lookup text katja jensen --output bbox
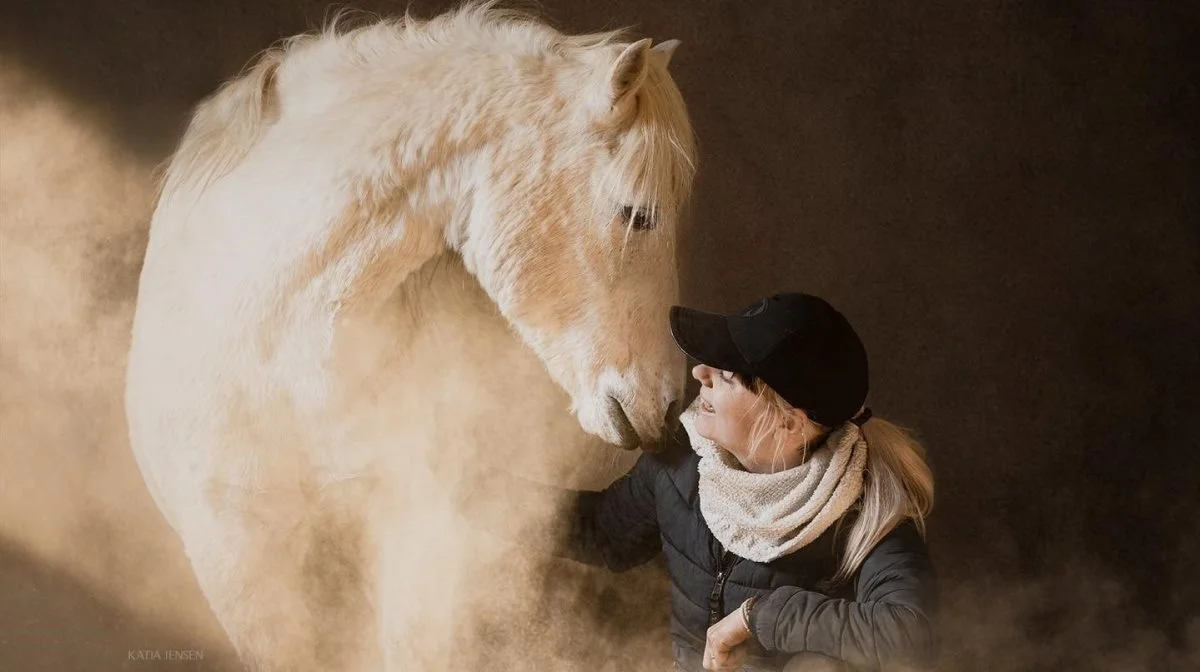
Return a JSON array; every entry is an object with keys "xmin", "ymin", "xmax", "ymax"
[{"xmin": 127, "ymin": 650, "xmax": 204, "ymax": 662}]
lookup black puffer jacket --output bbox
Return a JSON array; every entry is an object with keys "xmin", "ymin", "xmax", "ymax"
[{"xmin": 563, "ymin": 439, "xmax": 939, "ymax": 672}]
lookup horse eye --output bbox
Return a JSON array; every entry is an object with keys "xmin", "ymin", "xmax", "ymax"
[{"xmin": 621, "ymin": 205, "xmax": 656, "ymax": 231}]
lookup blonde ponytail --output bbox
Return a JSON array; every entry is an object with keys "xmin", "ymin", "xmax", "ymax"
[
  {"xmin": 735, "ymin": 378, "xmax": 934, "ymax": 581},
  {"xmin": 835, "ymin": 417, "xmax": 934, "ymax": 582}
]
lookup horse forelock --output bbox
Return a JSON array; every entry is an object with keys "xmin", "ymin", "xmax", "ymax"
[{"xmin": 593, "ymin": 62, "xmax": 697, "ymax": 237}]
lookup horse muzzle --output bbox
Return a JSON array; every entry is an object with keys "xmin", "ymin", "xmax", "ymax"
[{"xmin": 604, "ymin": 396, "xmax": 681, "ymax": 452}]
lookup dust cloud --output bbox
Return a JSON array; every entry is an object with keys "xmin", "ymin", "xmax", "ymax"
[
  {"xmin": 939, "ymin": 562, "xmax": 1200, "ymax": 671},
  {"xmin": 0, "ymin": 56, "xmax": 239, "ymax": 669},
  {"xmin": 308, "ymin": 249, "xmax": 676, "ymax": 670}
]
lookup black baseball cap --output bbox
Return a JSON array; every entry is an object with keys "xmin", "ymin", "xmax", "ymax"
[{"xmin": 668, "ymin": 292, "xmax": 869, "ymax": 427}]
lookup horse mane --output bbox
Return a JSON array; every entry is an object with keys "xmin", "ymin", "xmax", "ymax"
[
  {"xmin": 156, "ymin": 0, "xmax": 695, "ymax": 222},
  {"xmin": 154, "ymin": 44, "xmax": 284, "ymax": 202}
]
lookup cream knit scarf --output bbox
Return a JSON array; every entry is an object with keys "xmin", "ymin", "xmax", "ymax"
[{"xmin": 679, "ymin": 398, "xmax": 868, "ymax": 563}]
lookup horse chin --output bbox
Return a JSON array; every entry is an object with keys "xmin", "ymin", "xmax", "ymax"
[
  {"xmin": 571, "ymin": 390, "xmax": 680, "ymax": 453},
  {"xmin": 572, "ymin": 393, "xmax": 640, "ymax": 450},
  {"xmin": 605, "ymin": 395, "xmax": 642, "ymax": 449}
]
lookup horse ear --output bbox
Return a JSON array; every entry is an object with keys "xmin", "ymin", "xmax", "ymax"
[
  {"xmin": 606, "ymin": 38, "xmax": 652, "ymax": 110},
  {"xmin": 651, "ymin": 39, "xmax": 681, "ymax": 67}
]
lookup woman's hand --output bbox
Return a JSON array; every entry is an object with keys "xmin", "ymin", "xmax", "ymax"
[{"xmin": 703, "ymin": 600, "xmax": 755, "ymax": 671}]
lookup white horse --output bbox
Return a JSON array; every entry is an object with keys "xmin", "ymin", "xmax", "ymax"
[{"xmin": 125, "ymin": 3, "xmax": 695, "ymax": 670}]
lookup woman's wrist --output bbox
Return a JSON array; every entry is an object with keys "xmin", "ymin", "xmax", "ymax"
[{"xmin": 740, "ymin": 596, "xmax": 759, "ymax": 637}]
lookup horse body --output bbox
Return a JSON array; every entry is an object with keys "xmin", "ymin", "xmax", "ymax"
[{"xmin": 125, "ymin": 5, "xmax": 695, "ymax": 669}]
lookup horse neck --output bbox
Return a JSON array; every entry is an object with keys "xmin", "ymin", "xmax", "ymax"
[
  {"xmin": 330, "ymin": 253, "xmax": 638, "ymax": 490},
  {"xmin": 313, "ymin": 54, "xmax": 541, "ymax": 316}
]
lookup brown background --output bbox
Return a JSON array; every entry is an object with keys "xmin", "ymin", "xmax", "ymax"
[{"xmin": 1, "ymin": 0, "xmax": 1197, "ymax": 670}]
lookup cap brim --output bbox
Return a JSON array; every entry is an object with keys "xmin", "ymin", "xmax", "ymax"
[{"xmin": 669, "ymin": 306, "xmax": 752, "ymax": 373}]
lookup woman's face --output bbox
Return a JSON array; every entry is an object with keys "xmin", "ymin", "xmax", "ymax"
[
  {"xmin": 691, "ymin": 364, "xmax": 763, "ymax": 460},
  {"xmin": 691, "ymin": 363, "xmax": 815, "ymax": 473}
]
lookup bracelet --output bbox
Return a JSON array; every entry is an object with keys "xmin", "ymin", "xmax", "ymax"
[{"xmin": 740, "ymin": 596, "xmax": 759, "ymax": 635}]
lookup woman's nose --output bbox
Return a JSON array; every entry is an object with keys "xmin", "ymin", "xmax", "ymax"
[{"xmin": 691, "ymin": 364, "xmax": 712, "ymax": 386}]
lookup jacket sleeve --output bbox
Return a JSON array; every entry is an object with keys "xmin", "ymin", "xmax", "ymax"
[
  {"xmin": 559, "ymin": 452, "xmax": 663, "ymax": 572},
  {"xmin": 747, "ymin": 521, "xmax": 939, "ymax": 671}
]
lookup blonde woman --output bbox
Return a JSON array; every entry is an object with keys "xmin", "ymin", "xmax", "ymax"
[{"xmin": 559, "ymin": 292, "xmax": 938, "ymax": 671}]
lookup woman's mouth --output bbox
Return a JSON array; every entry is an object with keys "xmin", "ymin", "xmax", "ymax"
[{"xmin": 699, "ymin": 398, "xmax": 715, "ymax": 414}]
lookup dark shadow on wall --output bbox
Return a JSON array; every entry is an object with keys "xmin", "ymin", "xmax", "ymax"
[
  {"xmin": 0, "ymin": 538, "xmax": 240, "ymax": 672},
  {"xmin": 2, "ymin": 0, "xmax": 1199, "ymax": 669},
  {"xmin": 0, "ymin": 0, "xmax": 686, "ymax": 158}
]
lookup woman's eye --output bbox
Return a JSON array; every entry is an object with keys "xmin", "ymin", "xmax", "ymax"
[{"xmin": 621, "ymin": 205, "xmax": 656, "ymax": 231}]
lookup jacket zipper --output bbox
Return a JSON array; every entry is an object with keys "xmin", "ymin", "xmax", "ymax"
[{"xmin": 708, "ymin": 547, "xmax": 735, "ymax": 626}]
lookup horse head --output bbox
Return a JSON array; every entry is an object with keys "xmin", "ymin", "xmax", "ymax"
[{"xmin": 452, "ymin": 34, "xmax": 697, "ymax": 449}]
